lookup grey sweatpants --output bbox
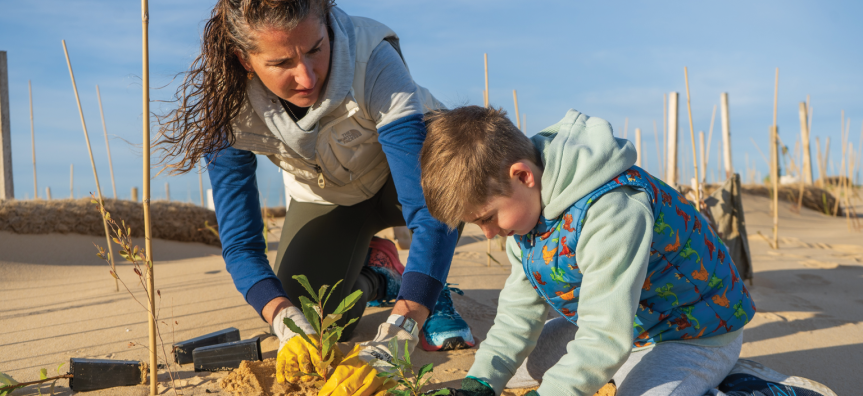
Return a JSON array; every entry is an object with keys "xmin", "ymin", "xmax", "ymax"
[{"xmin": 506, "ymin": 317, "xmax": 742, "ymax": 396}]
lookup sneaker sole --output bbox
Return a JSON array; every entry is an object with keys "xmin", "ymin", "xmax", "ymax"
[
  {"xmin": 727, "ymin": 359, "xmax": 837, "ymax": 396},
  {"xmin": 420, "ymin": 335, "xmax": 475, "ymax": 352}
]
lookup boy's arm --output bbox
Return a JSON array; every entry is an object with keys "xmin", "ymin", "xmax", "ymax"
[
  {"xmin": 537, "ymin": 187, "xmax": 653, "ymax": 396},
  {"xmin": 466, "ymin": 237, "xmax": 549, "ymax": 393}
]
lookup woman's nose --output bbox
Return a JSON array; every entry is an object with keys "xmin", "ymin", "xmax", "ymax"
[{"xmin": 294, "ymin": 58, "xmax": 316, "ymax": 89}]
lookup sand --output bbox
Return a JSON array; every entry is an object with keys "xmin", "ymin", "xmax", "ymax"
[{"xmin": 1, "ymin": 190, "xmax": 860, "ymax": 395}]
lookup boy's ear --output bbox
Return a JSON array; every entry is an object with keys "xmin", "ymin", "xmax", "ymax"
[{"xmin": 510, "ymin": 161, "xmax": 537, "ymax": 188}]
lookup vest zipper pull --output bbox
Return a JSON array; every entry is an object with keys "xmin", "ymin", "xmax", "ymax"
[{"xmin": 315, "ymin": 166, "xmax": 326, "ymax": 188}]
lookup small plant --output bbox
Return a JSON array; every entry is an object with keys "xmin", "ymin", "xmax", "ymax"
[
  {"xmin": 375, "ymin": 339, "xmax": 449, "ymax": 396},
  {"xmin": 0, "ymin": 363, "xmax": 70, "ymax": 396},
  {"xmin": 282, "ymin": 275, "xmax": 363, "ymax": 383}
]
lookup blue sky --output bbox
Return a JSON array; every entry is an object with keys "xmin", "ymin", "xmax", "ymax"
[{"xmin": 1, "ymin": 0, "xmax": 861, "ymax": 203}]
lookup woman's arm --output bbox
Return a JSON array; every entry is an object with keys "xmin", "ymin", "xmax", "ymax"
[
  {"xmin": 366, "ymin": 41, "xmax": 459, "ymax": 312},
  {"xmin": 206, "ymin": 146, "xmax": 289, "ymax": 319}
]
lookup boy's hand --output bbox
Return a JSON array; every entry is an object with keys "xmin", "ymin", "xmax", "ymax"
[{"xmin": 434, "ymin": 377, "xmax": 494, "ymax": 396}]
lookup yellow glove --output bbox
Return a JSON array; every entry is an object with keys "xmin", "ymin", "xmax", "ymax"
[
  {"xmin": 276, "ymin": 334, "xmax": 344, "ymax": 383},
  {"xmin": 318, "ymin": 345, "xmax": 396, "ymax": 396}
]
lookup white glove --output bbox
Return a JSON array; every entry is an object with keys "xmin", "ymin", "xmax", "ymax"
[
  {"xmin": 273, "ymin": 306, "xmax": 317, "ymax": 351},
  {"xmin": 358, "ymin": 320, "xmax": 419, "ymax": 372}
]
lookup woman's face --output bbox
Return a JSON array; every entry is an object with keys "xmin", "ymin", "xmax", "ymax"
[{"xmin": 237, "ymin": 16, "xmax": 330, "ymax": 108}]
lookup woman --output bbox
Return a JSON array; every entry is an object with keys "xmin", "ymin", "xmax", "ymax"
[{"xmin": 158, "ymin": 0, "xmax": 473, "ymax": 372}]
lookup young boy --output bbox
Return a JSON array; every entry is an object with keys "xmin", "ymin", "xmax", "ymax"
[{"xmin": 419, "ymin": 106, "xmax": 836, "ymax": 396}]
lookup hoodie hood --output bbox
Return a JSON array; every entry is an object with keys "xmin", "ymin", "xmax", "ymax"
[
  {"xmin": 245, "ymin": 6, "xmax": 356, "ymax": 160},
  {"xmin": 532, "ymin": 109, "xmax": 637, "ymax": 219}
]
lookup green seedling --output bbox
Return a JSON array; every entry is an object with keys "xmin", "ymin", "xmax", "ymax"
[
  {"xmin": 375, "ymin": 339, "xmax": 449, "ymax": 396},
  {"xmin": 283, "ymin": 275, "xmax": 363, "ymax": 383},
  {"xmin": 0, "ymin": 363, "xmax": 70, "ymax": 395}
]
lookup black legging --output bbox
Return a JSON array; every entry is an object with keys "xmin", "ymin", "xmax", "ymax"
[{"xmin": 273, "ymin": 177, "xmax": 405, "ymax": 339}]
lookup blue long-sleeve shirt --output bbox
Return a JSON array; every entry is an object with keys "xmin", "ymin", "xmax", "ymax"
[{"xmin": 206, "ymin": 114, "xmax": 458, "ymax": 317}]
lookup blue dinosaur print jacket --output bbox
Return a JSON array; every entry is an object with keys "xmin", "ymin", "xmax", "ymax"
[{"xmin": 517, "ymin": 166, "xmax": 755, "ymax": 347}]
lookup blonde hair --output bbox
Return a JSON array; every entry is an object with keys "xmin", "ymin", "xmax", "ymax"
[{"xmin": 420, "ymin": 105, "xmax": 538, "ymax": 228}]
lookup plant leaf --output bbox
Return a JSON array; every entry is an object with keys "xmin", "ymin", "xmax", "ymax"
[
  {"xmin": 321, "ymin": 313, "xmax": 342, "ymax": 332},
  {"xmin": 323, "ymin": 279, "xmax": 343, "ymax": 308},
  {"xmin": 417, "ymin": 363, "xmax": 433, "ymax": 381},
  {"xmin": 292, "ymin": 275, "xmax": 319, "ymax": 302},
  {"xmin": 333, "ymin": 289, "xmax": 363, "ymax": 315},
  {"xmin": 317, "ymin": 284, "xmax": 329, "ymax": 303},
  {"xmin": 388, "ymin": 337, "xmax": 399, "ymax": 358},
  {"xmin": 321, "ymin": 329, "xmax": 340, "ymax": 359},
  {"xmin": 0, "ymin": 372, "xmax": 18, "ymax": 386},
  {"xmin": 39, "ymin": 368, "xmax": 48, "ymax": 380},
  {"xmin": 403, "ymin": 340, "xmax": 412, "ymax": 366},
  {"xmin": 391, "ymin": 390, "xmax": 410, "ymax": 396},
  {"xmin": 343, "ymin": 317, "xmax": 359, "ymax": 329},
  {"xmin": 56, "ymin": 362, "xmax": 65, "ymax": 374},
  {"xmin": 298, "ymin": 296, "xmax": 321, "ymax": 333},
  {"xmin": 283, "ymin": 317, "xmax": 314, "ymax": 346}
]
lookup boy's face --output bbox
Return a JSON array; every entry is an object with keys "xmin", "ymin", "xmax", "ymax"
[{"xmin": 464, "ymin": 161, "xmax": 543, "ymax": 239}]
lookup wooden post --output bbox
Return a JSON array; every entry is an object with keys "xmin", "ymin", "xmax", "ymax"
[
  {"xmin": 815, "ymin": 137, "xmax": 824, "ymax": 187},
  {"xmin": 771, "ymin": 68, "xmax": 780, "ymax": 249},
  {"xmin": 483, "ymin": 53, "xmax": 489, "ymax": 108},
  {"xmin": 652, "ymin": 120, "xmax": 662, "ymax": 176},
  {"xmin": 62, "ymin": 40, "xmax": 118, "ymax": 290},
  {"xmin": 824, "ymin": 137, "xmax": 831, "ymax": 186},
  {"xmin": 623, "ymin": 117, "xmax": 629, "ymax": 140},
  {"xmin": 635, "ymin": 128, "xmax": 642, "ymax": 167},
  {"xmin": 165, "ymin": 182, "xmax": 170, "ymax": 201},
  {"xmin": 483, "ymin": 53, "xmax": 490, "ymax": 266},
  {"xmin": 198, "ymin": 162, "xmax": 205, "ymax": 206},
  {"xmin": 799, "ymin": 102, "xmax": 813, "ymax": 185},
  {"xmin": 142, "ymin": 0, "xmax": 158, "ymax": 392},
  {"xmin": 45, "ymin": 186, "xmax": 51, "ymax": 200},
  {"xmin": 96, "ymin": 85, "xmax": 118, "ymax": 199},
  {"xmin": 700, "ymin": 131, "xmax": 706, "ymax": 184},
  {"xmin": 683, "ymin": 67, "xmax": 701, "ymax": 203},
  {"xmin": 512, "ymin": 90, "xmax": 521, "ymax": 131},
  {"xmin": 30, "ymin": 81, "xmax": 37, "ymax": 198},
  {"xmin": 131, "ymin": 186, "xmax": 139, "ymax": 202},
  {"xmin": 720, "ymin": 93, "xmax": 733, "ymax": 179},
  {"xmin": 70, "ymin": 164, "xmax": 74, "ymax": 198},
  {"xmin": 666, "ymin": 92, "xmax": 679, "ymax": 186},
  {"xmin": 0, "ymin": 51, "xmax": 13, "ymax": 200}
]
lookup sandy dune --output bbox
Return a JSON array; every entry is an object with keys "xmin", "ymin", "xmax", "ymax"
[{"xmin": 1, "ymin": 192, "xmax": 860, "ymax": 395}]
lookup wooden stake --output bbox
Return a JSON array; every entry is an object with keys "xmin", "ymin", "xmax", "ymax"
[
  {"xmin": 824, "ymin": 137, "xmax": 831, "ymax": 186},
  {"xmin": 198, "ymin": 162, "xmax": 205, "ymax": 206},
  {"xmin": 635, "ymin": 128, "xmax": 642, "ymax": 167},
  {"xmin": 0, "ymin": 51, "xmax": 12, "ymax": 200},
  {"xmin": 141, "ymin": 0, "xmax": 158, "ymax": 392},
  {"xmin": 483, "ymin": 53, "xmax": 489, "ymax": 108},
  {"xmin": 29, "ymin": 81, "xmax": 37, "ymax": 198},
  {"xmin": 700, "ymin": 131, "xmax": 706, "ymax": 184},
  {"xmin": 815, "ymin": 137, "xmax": 824, "ymax": 187},
  {"xmin": 62, "ymin": 40, "xmax": 118, "ymax": 289},
  {"xmin": 771, "ymin": 68, "xmax": 780, "ymax": 249},
  {"xmin": 45, "ymin": 186, "xmax": 51, "ymax": 200},
  {"xmin": 165, "ymin": 182, "xmax": 170, "ymax": 201},
  {"xmin": 512, "ymin": 90, "xmax": 521, "ymax": 130},
  {"xmin": 799, "ymin": 102, "xmax": 813, "ymax": 185},
  {"xmin": 683, "ymin": 67, "xmax": 701, "ymax": 203},
  {"xmin": 624, "ymin": 117, "xmax": 629, "ymax": 140},
  {"xmin": 666, "ymin": 92, "xmax": 679, "ymax": 186},
  {"xmin": 663, "ymin": 93, "xmax": 668, "ymax": 180},
  {"xmin": 132, "ymin": 186, "xmax": 139, "ymax": 203},
  {"xmin": 652, "ymin": 120, "xmax": 662, "ymax": 176},
  {"xmin": 720, "ymin": 93, "xmax": 733, "ymax": 180},
  {"xmin": 96, "ymin": 85, "xmax": 118, "ymax": 199}
]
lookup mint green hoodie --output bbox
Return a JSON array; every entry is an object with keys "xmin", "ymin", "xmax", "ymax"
[{"xmin": 466, "ymin": 110, "xmax": 740, "ymax": 396}]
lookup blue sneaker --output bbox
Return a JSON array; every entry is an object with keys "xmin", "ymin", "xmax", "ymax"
[
  {"xmin": 420, "ymin": 284, "xmax": 475, "ymax": 351},
  {"xmin": 718, "ymin": 359, "xmax": 836, "ymax": 396}
]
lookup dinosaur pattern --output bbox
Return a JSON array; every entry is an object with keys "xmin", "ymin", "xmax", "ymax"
[{"xmin": 517, "ymin": 166, "xmax": 755, "ymax": 348}]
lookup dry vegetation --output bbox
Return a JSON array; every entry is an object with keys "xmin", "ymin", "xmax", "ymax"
[{"xmin": 0, "ymin": 198, "xmax": 220, "ymax": 246}]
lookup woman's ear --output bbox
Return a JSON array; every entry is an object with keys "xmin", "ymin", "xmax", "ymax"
[{"xmin": 234, "ymin": 49, "xmax": 252, "ymax": 71}]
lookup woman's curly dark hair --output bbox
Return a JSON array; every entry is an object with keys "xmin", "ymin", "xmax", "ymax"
[{"xmin": 157, "ymin": 0, "xmax": 336, "ymax": 174}]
